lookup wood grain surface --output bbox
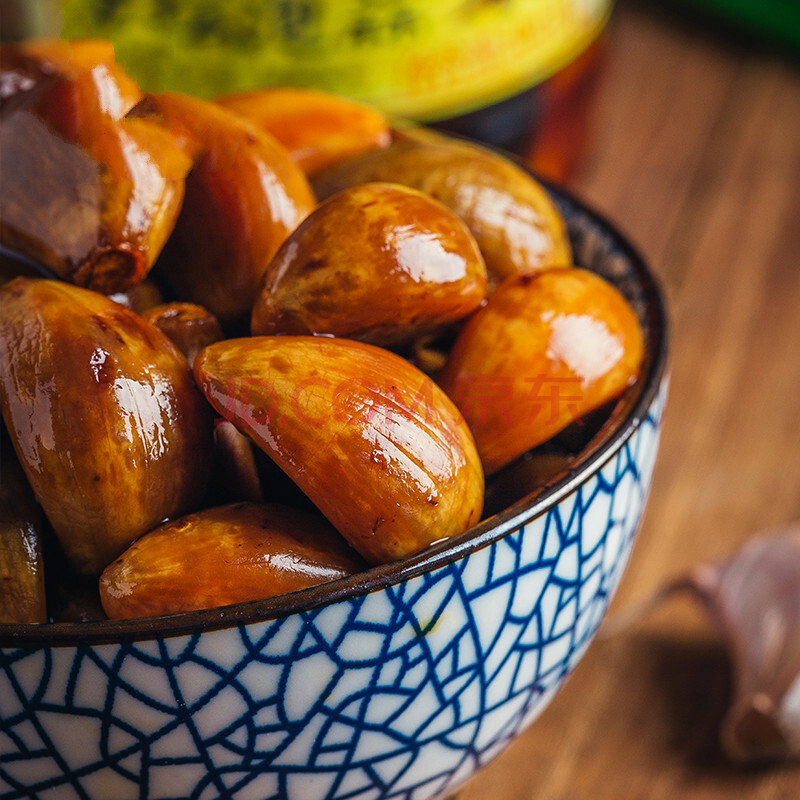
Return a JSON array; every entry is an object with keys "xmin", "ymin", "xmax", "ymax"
[{"xmin": 456, "ymin": 2, "xmax": 800, "ymax": 798}]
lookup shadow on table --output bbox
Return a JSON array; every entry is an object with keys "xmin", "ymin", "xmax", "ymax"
[{"xmin": 632, "ymin": 630, "xmax": 799, "ymax": 781}]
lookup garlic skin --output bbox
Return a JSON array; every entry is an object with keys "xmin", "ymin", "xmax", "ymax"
[{"xmin": 681, "ymin": 527, "xmax": 800, "ymax": 764}]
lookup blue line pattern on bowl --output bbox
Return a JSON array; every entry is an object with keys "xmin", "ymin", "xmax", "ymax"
[
  {"xmin": 0, "ymin": 171, "xmax": 668, "ymax": 800},
  {"xmin": 0, "ymin": 384, "xmax": 664, "ymax": 800}
]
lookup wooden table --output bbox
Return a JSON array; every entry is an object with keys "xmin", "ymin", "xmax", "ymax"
[{"xmin": 457, "ymin": 2, "xmax": 800, "ymax": 798}]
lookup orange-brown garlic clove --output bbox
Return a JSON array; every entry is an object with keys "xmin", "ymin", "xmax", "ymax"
[
  {"xmin": 194, "ymin": 336, "xmax": 484, "ymax": 565},
  {"xmin": 0, "ymin": 43, "xmax": 191, "ymax": 294},
  {"xmin": 144, "ymin": 92, "xmax": 316, "ymax": 326},
  {"xmin": 100, "ymin": 502, "xmax": 365, "ymax": 619},
  {"xmin": 0, "ymin": 99, "xmax": 192, "ymax": 294},
  {"xmin": 438, "ymin": 268, "xmax": 644, "ymax": 475},
  {"xmin": 0, "ymin": 278, "xmax": 214, "ymax": 575},
  {"xmin": 251, "ymin": 182, "xmax": 487, "ymax": 348},
  {"xmin": 313, "ymin": 136, "xmax": 571, "ymax": 288},
  {"xmin": 30, "ymin": 58, "xmax": 142, "ymax": 145},
  {"xmin": 216, "ymin": 86, "xmax": 391, "ymax": 175}
]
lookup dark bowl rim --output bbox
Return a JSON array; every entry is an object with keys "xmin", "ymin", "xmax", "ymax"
[{"xmin": 0, "ymin": 179, "xmax": 669, "ymax": 649}]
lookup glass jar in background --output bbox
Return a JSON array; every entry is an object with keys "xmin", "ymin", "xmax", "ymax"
[
  {"xmin": 431, "ymin": 32, "xmax": 607, "ymax": 182},
  {"xmin": 56, "ymin": 0, "xmax": 612, "ymax": 182}
]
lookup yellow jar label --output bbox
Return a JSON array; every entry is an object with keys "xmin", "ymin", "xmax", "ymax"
[{"xmin": 61, "ymin": 0, "xmax": 611, "ymax": 120}]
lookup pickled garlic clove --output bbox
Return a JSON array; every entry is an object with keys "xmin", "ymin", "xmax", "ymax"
[
  {"xmin": 0, "ymin": 278, "xmax": 214, "ymax": 575},
  {"xmin": 194, "ymin": 335, "xmax": 484, "ymax": 565},
  {"xmin": 312, "ymin": 135, "xmax": 572, "ymax": 289},
  {"xmin": 250, "ymin": 182, "xmax": 487, "ymax": 349},
  {"xmin": 438, "ymin": 267, "xmax": 644, "ymax": 475},
  {"xmin": 141, "ymin": 92, "xmax": 316, "ymax": 327},
  {"xmin": 217, "ymin": 86, "xmax": 391, "ymax": 175},
  {"xmin": 100, "ymin": 502, "xmax": 365, "ymax": 619}
]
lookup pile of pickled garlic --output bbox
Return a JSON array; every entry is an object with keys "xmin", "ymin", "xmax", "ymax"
[{"xmin": 0, "ymin": 39, "xmax": 643, "ymax": 622}]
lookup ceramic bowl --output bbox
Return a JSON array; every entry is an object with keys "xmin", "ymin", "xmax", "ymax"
[{"xmin": 0, "ymin": 182, "xmax": 668, "ymax": 800}]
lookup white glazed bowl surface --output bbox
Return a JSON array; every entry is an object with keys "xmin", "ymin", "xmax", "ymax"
[{"xmin": 0, "ymin": 180, "xmax": 668, "ymax": 800}]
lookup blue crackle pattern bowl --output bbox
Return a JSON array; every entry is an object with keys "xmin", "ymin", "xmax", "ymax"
[{"xmin": 0, "ymin": 182, "xmax": 668, "ymax": 800}]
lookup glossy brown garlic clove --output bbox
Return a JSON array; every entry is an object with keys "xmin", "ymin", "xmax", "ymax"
[
  {"xmin": 1, "ymin": 42, "xmax": 188, "ymax": 294},
  {"xmin": 142, "ymin": 301, "xmax": 224, "ymax": 365},
  {"xmin": 312, "ymin": 135, "xmax": 571, "ymax": 288},
  {"xmin": 194, "ymin": 336, "xmax": 485, "ymax": 565},
  {"xmin": 0, "ymin": 97, "xmax": 192, "ymax": 294},
  {"xmin": 0, "ymin": 441, "xmax": 48, "ymax": 623},
  {"xmin": 0, "ymin": 278, "xmax": 214, "ymax": 575},
  {"xmin": 438, "ymin": 268, "xmax": 644, "ymax": 475},
  {"xmin": 251, "ymin": 182, "xmax": 487, "ymax": 348},
  {"xmin": 30, "ymin": 55, "xmax": 142, "ymax": 144},
  {"xmin": 100, "ymin": 502, "xmax": 365, "ymax": 619},
  {"xmin": 216, "ymin": 86, "xmax": 391, "ymax": 175},
  {"xmin": 142, "ymin": 92, "xmax": 316, "ymax": 326}
]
